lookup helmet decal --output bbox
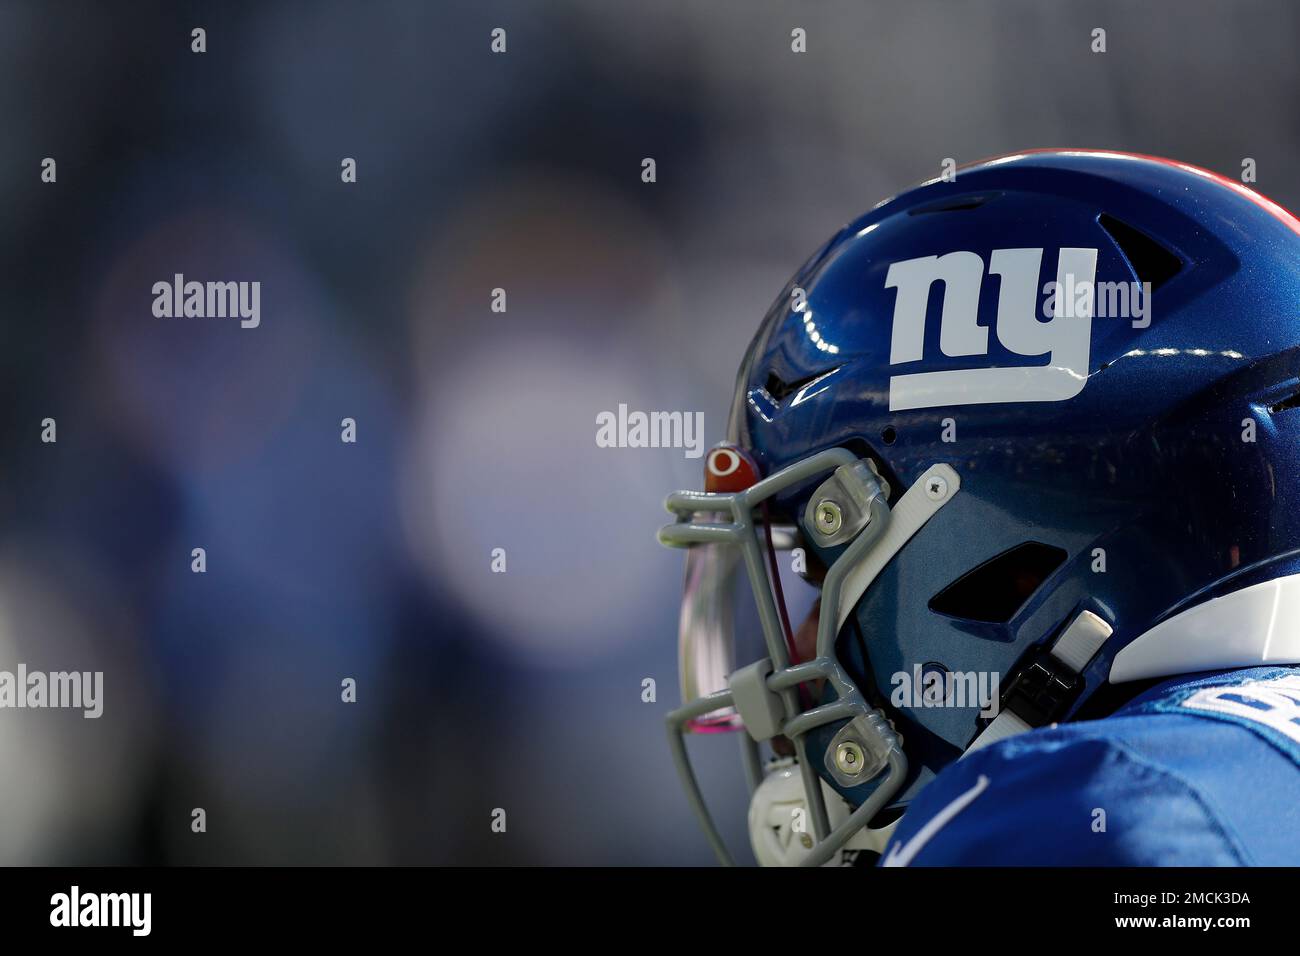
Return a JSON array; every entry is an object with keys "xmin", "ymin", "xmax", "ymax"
[{"xmin": 885, "ymin": 247, "xmax": 1099, "ymax": 410}]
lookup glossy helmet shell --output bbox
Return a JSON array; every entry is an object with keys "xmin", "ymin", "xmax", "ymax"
[{"xmin": 733, "ymin": 150, "xmax": 1300, "ymax": 805}]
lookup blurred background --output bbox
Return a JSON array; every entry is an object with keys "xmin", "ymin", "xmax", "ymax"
[{"xmin": 0, "ymin": 0, "xmax": 1296, "ymax": 864}]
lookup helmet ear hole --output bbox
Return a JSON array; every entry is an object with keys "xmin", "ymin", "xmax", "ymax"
[{"xmin": 928, "ymin": 542, "xmax": 1068, "ymax": 624}]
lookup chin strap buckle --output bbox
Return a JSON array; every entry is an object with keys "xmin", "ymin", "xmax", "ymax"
[{"xmin": 966, "ymin": 609, "xmax": 1113, "ymax": 754}]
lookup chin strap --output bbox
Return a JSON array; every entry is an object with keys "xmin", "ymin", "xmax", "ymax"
[
  {"xmin": 965, "ymin": 608, "xmax": 1113, "ymax": 755},
  {"xmin": 747, "ymin": 756, "xmax": 903, "ymax": 866}
]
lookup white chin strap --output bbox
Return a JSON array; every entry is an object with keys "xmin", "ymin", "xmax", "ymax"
[
  {"xmin": 748, "ymin": 758, "xmax": 900, "ymax": 866},
  {"xmin": 965, "ymin": 608, "xmax": 1112, "ymax": 754}
]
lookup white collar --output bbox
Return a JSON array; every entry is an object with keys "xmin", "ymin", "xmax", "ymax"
[{"xmin": 1111, "ymin": 572, "xmax": 1300, "ymax": 683}]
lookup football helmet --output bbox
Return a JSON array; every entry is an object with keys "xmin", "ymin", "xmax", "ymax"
[{"xmin": 658, "ymin": 149, "xmax": 1300, "ymax": 866}]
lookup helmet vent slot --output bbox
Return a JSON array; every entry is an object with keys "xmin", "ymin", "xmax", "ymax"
[
  {"xmin": 764, "ymin": 368, "xmax": 838, "ymax": 402},
  {"xmin": 1098, "ymin": 213, "xmax": 1182, "ymax": 292},
  {"xmin": 928, "ymin": 542, "xmax": 1068, "ymax": 624},
  {"xmin": 908, "ymin": 191, "xmax": 1001, "ymax": 215},
  {"xmin": 1269, "ymin": 390, "xmax": 1300, "ymax": 414}
]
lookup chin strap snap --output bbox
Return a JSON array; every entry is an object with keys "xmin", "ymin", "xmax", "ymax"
[{"xmin": 965, "ymin": 609, "xmax": 1113, "ymax": 755}]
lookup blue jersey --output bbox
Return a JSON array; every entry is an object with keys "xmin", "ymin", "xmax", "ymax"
[{"xmin": 878, "ymin": 667, "xmax": 1300, "ymax": 866}]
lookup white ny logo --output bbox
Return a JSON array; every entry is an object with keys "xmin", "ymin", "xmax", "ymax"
[{"xmin": 884, "ymin": 247, "xmax": 1098, "ymax": 411}]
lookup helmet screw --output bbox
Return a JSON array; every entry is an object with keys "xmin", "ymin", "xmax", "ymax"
[
  {"xmin": 834, "ymin": 740, "xmax": 866, "ymax": 776},
  {"xmin": 924, "ymin": 475, "xmax": 949, "ymax": 501},
  {"xmin": 814, "ymin": 499, "xmax": 843, "ymax": 536}
]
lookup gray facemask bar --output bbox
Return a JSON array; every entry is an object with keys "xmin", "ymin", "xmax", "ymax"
[{"xmin": 659, "ymin": 447, "xmax": 915, "ymax": 867}]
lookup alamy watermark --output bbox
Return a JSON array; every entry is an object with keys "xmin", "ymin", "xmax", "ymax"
[
  {"xmin": 0, "ymin": 664, "xmax": 102, "ymax": 718},
  {"xmin": 1043, "ymin": 274, "xmax": 1152, "ymax": 328},
  {"xmin": 596, "ymin": 403, "xmax": 704, "ymax": 459},
  {"xmin": 152, "ymin": 273, "xmax": 260, "ymax": 328},
  {"xmin": 890, "ymin": 664, "xmax": 1000, "ymax": 718},
  {"xmin": 50, "ymin": 886, "xmax": 150, "ymax": 936}
]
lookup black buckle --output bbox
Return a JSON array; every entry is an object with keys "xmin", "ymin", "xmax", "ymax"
[{"xmin": 982, "ymin": 646, "xmax": 1083, "ymax": 732}]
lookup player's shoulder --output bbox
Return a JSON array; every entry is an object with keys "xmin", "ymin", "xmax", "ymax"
[{"xmin": 880, "ymin": 666, "xmax": 1300, "ymax": 866}]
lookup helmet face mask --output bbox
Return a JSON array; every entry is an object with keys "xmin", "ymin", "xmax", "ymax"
[
  {"xmin": 659, "ymin": 149, "xmax": 1300, "ymax": 866},
  {"xmin": 660, "ymin": 446, "xmax": 961, "ymax": 865}
]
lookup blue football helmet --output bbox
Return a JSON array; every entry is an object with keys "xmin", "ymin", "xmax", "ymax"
[{"xmin": 659, "ymin": 149, "xmax": 1300, "ymax": 866}]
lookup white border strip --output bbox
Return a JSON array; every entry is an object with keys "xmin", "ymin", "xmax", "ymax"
[{"xmin": 1110, "ymin": 572, "xmax": 1300, "ymax": 683}]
